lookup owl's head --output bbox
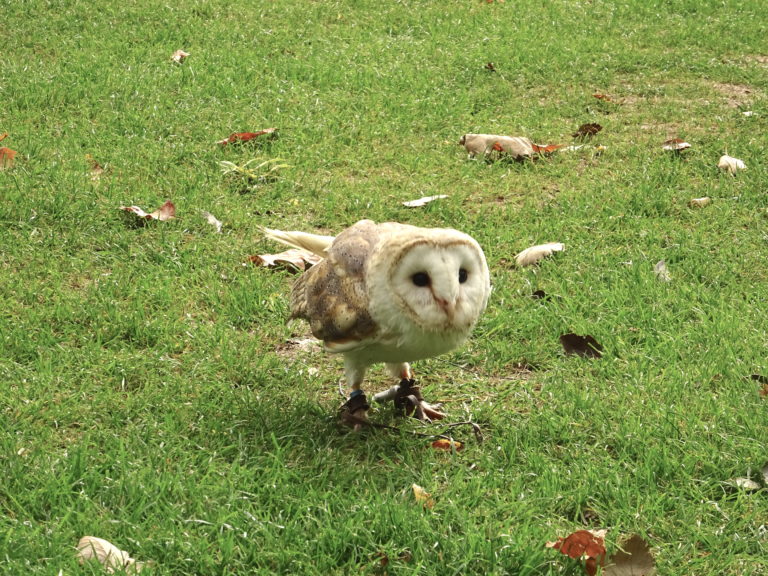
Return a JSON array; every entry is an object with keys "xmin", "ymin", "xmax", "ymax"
[{"xmin": 369, "ymin": 226, "xmax": 490, "ymax": 337}]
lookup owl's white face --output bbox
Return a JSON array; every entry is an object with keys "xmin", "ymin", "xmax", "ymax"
[{"xmin": 386, "ymin": 239, "xmax": 490, "ymax": 335}]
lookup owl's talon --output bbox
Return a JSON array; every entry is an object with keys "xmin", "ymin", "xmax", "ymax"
[
  {"xmin": 393, "ymin": 379, "xmax": 446, "ymax": 421},
  {"xmin": 340, "ymin": 391, "xmax": 370, "ymax": 430}
]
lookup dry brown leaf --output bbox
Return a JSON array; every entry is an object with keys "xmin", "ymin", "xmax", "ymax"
[
  {"xmin": 593, "ymin": 93, "xmax": 612, "ymax": 102},
  {"xmin": 402, "ymin": 195, "xmax": 448, "ymax": 208},
  {"xmin": 76, "ymin": 536, "xmax": 145, "ymax": 574},
  {"xmin": 411, "ymin": 484, "xmax": 435, "ymax": 508},
  {"xmin": 217, "ymin": 128, "xmax": 277, "ymax": 146},
  {"xmin": 431, "ymin": 438, "xmax": 464, "ymax": 451},
  {"xmin": 560, "ymin": 333, "xmax": 603, "ymax": 358},
  {"xmin": 515, "ymin": 242, "xmax": 565, "ymax": 267},
  {"xmin": 0, "ymin": 146, "xmax": 17, "ymax": 169},
  {"xmin": 248, "ymin": 248, "xmax": 322, "ymax": 272},
  {"xmin": 171, "ymin": 49, "xmax": 189, "ymax": 63},
  {"xmin": 85, "ymin": 154, "xmax": 108, "ymax": 181},
  {"xmin": 604, "ymin": 534, "xmax": 656, "ymax": 576},
  {"xmin": 546, "ymin": 529, "xmax": 607, "ymax": 575},
  {"xmin": 718, "ymin": 154, "xmax": 746, "ymax": 174},
  {"xmin": 120, "ymin": 200, "xmax": 176, "ymax": 221}
]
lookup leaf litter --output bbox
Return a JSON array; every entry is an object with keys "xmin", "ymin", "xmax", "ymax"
[
  {"xmin": 547, "ymin": 530, "xmax": 656, "ymax": 576},
  {"xmin": 119, "ymin": 200, "xmax": 176, "ymax": 222},
  {"xmin": 76, "ymin": 536, "xmax": 147, "ymax": 574}
]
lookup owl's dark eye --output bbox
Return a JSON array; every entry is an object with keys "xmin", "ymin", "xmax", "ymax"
[
  {"xmin": 411, "ymin": 272, "xmax": 431, "ymax": 287},
  {"xmin": 458, "ymin": 268, "xmax": 468, "ymax": 283}
]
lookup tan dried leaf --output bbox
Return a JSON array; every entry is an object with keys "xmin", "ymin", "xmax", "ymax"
[
  {"xmin": 171, "ymin": 49, "xmax": 189, "ymax": 63},
  {"xmin": 603, "ymin": 534, "xmax": 656, "ymax": 576},
  {"xmin": 718, "ymin": 154, "xmax": 746, "ymax": 174},
  {"xmin": 689, "ymin": 197, "xmax": 711, "ymax": 208},
  {"xmin": 249, "ymin": 248, "xmax": 322, "ymax": 271},
  {"xmin": 120, "ymin": 200, "xmax": 176, "ymax": 222},
  {"xmin": 411, "ymin": 484, "xmax": 435, "ymax": 508},
  {"xmin": 76, "ymin": 536, "xmax": 145, "ymax": 574},
  {"xmin": 402, "ymin": 195, "xmax": 449, "ymax": 208},
  {"xmin": 515, "ymin": 242, "xmax": 565, "ymax": 267}
]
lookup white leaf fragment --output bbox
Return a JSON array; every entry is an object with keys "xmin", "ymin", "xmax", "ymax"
[
  {"xmin": 689, "ymin": 197, "xmax": 711, "ymax": 208},
  {"xmin": 76, "ymin": 536, "xmax": 146, "ymax": 573},
  {"xmin": 515, "ymin": 242, "xmax": 565, "ymax": 267},
  {"xmin": 733, "ymin": 477, "xmax": 761, "ymax": 492},
  {"xmin": 718, "ymin": 154, "xmax": 746, "ymax": 174},
  {"xmin": 402, "ymin": 195, "xmax": 449, "ymax": 208},
  {"xmin": 654, "ymin": 260, "xmax": 671, "ymax": 282},
  {"xmin": 202, "ymin": 211, "xmax": 223, "ymax": 233}
]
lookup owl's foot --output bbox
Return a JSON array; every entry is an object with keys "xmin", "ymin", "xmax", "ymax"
[
  {"xmin": 340, "ymin": 390, "xmax": 370, "ymax": 431},
  {"xmin": 393, "ymin": 379, "xmax": 446, "ymax": 421}
]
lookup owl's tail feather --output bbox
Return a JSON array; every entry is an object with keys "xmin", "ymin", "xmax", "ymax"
[{"xmin": 261, "ymin": 227, "xmax": 335, "ymax": 258}]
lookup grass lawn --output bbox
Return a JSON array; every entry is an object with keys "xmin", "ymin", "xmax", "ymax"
[{"xmin": 2, "ymin": 1, "xmax": 767, "ymax": 574}]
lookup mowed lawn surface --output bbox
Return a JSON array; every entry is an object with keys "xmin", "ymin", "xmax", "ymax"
[{"xmin": 2, "ymin": 1, "xmax": 767, "ymax": 574}]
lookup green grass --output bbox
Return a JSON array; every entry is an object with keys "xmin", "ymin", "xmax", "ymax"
[{"xmin": 2, "ymin": 0, "xmax": 768, "ymax": 574}]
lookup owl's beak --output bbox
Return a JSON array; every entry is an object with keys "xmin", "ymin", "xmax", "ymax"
[{"xmin": 435, "ymin": 296, "xmax": 456, "ymax": 316}]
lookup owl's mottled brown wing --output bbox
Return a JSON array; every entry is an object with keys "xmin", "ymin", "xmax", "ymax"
[{"xmin": 290, "ymin": 220, "xmax": 380, "ymax": 345}]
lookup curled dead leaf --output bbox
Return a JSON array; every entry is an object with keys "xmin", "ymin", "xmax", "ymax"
[
  {"xmin": 76, "ymin": 536, "xmax": 145, "ymax": 574},
  {"xmin": 171, "ymin": 49, "xmax": 189, "ymax": 63},
  {"xmin": 546, "ymin": 529, "xmax": 607, "ymax": 558},
  {"xmin": 119, "ymin": 200, "xmax": 175, "ymax": 222},
  {"xmin": 718, "ymin": 154, "xmax": 746, "ymax": 174},
  {"xmin": 0, "ymin": 146, "xmax": 17, "ymax": 169},
  {"xmin": 560, "ymin": 333, "xmax": 603, "ymax": 358},
  {"xmin": 689, "ymin": 197, "xmax": 711, "ymax": 208},
  {"xmin": 662, "ymin": 138, "xmax": 691, "ymax": 152},
  {"xmin": 217, "ymin": 128, "xmax": 277, "ymax": 146},
  {"xmin": 431, "ymin": 438, "xmax": 464, "ymax": 451},
  {"xmin": 515, "ymin": 242, "xmax": 565, "ymax": 267},
  {"xmin": 411, "ymin": 484, "xmax": 435, "ymax": 508},
  {"xmin": 402, "ymin": 195, "xmax": 448, "ymax": 208}
]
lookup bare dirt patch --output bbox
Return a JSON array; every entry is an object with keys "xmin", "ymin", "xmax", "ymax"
[{"xmin": 712, "ymin": 82, "xmax": 755, "ymax": 108}]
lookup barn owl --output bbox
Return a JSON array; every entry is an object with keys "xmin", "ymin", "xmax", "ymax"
[{"xmin": 263, "ymin": 219, "xmax": 491, "ymax": 425}]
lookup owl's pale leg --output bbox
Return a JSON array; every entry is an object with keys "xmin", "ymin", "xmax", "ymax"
[{"xmin": 372, "ymin": 363, "xmax": 446, "ymax": 421}]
